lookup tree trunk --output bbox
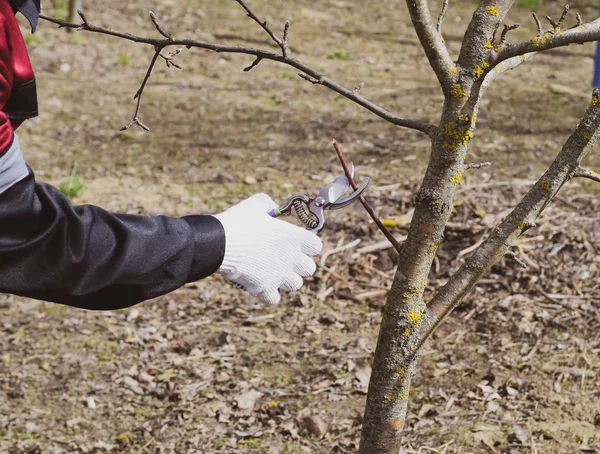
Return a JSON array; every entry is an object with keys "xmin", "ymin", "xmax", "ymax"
[{"xmin": 67, "ymin": 0, "xmax": 82, "ymax": 32}]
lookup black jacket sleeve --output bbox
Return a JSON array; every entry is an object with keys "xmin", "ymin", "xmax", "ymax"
[{"xmin": 0, "ymin": 167, "xmax": 225, "ymax": 310}]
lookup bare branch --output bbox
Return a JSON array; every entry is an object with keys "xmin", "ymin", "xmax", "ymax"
[
  {"xmin": 499, "ymin": 23, "xmax": 520, "ymax": 47},
  {"xmin": 40, "ymin": 11, "xmax": 435, "ymax": 137},
  {"xmin": 422, "ymin": 88, "xmax": 600, "ymax": 344},
  {"xmin": 496, "ymin": 17, "xmax": 600, "ymax": 64},
  {"xmin": 75, "ymin": 9, "xmax": 89, "ymax": 27},
  {"xmin": 558, "ymin": 4, "xmax": 570, "ymax": 28},
  {"xmin": 546, "ymin": 4, "xmax": 570, "ymax": 30},
  {"xmin": 332, "ymin": 140, "xmax": 402, "ymax": 253},
  {"xmin": 465, "ymin": 161, "xmax": 491, "ymax": 170},
  {"xmin": 532, "ymin": 12, "xmax": 543, "ymax": 35},
  {"xmin": 436, "ymin": 0, "xmax": 449, "ymax": 33},
  {"xmin": 149, "ymin": 11, "xmax": 173, "ymax": 39},
  {"xmin": 573, "ymin": 166, "xmax": 600, "ymax": 183},
  {"xmin": 505, "ymin": 251, "xmax": 528, "ymax": 269},
  {"xmin": 282, "ymin": 20, "xmax": 290, "ymax": 58},
  {"xmin": 160, "ymin": 48, "xmax": 183, "ymax": 69},
  {"xmin": 120, "ymin": 47, "xmax": 163, "ymax": 131},
  {"xmin": 243, "ymin": 56, "xmax": 263, "ymax": 72},
  {"xmin": 460, "ymin": 52, "xmax": 534, "ymax": 117},
  {"xmin": 405, "ymin": 0, "xmax": 455, "ymax": 92},
  {"xmin": 353, "ymin": 82, "xmax": 365, "ymax": 94},
  {"xmin": 297, "ymin": 73, "xmax": 434, "ymax": 133},
  {"xmin": 234, "ymin": 0, "xmax": 287, "ymax": 56}
]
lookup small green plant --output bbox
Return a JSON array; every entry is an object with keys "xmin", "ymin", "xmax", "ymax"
[
  {"xmin": 515, "ymin": 0, "xmax": 538, "ymax": 9},
  {"xmin": 327, "ymin": 51, "xmax": 350, "ymax": 60},
  {"xmin": 24, "ymin": 35, "xmax": 40, "ymax": 48},
  {"xmin": 59, "ymin": 163, "xmax": 85, "ymax": 199},
  {"xmin": 117, "ymin": 55, "xmax": 131, "ymax": 66},
  {"xmin": 53, "ymin": 0, "xmax": 68, "ymax": 21},
  {"xmin": 239, "ymin": 438, "xmax": 260, "ymax": 447}
]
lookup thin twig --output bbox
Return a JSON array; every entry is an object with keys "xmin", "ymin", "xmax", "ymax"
[
  {"xmin": 243, "ymin": 56, "xmax": 263, "ymax": 72},
  {"xmin": 234, "ymin": 0, "xmax": 286, "ymax": 55},
  {"xmin": 465, "ymin": 162, "xmax": 491, "ymax": 170},
  {"xmin": 436, "ymin": 0, "xmax": 449, "ymax": 33},
  {"xmin": 547, "ymin": 4, "xmax": 570, "ymax": 29},
  {"xmin": 120, "ymin": 47, "xmax": 162, "ymax": 131},
  {"xmin": 505, "ymin": 251, "xmax": 528, "ymax": 269},
  {"xmin": 499, "ymin": 24, "xmax": 520, "ymax": 47},
  {"xmin": 573, "ymin": 167, "xmax": 600, "ymax": 184},
  {"xmin": 557, "ymin": 4, "xmax": 570, "ymax": 28},
  {"xmin": 332, "ymin": 140, "xmax": 402, "ymax": 253},
  {"xmin": 532, "ymin": 12, "xmax": 543, "ymax": 35},
  {"xmin": 160, "ymin": 48, "xmax": 183, "ymax": 69},
  {"xmin": 39, "ymin": 9, "xmax": 434, "ymax": 136},
  {"xmin": 282, "ymin": 20, "xmax": 290, "ymax": 58},
  {"xmin": 149, "ymin": 11, "xmax": 172, "ymax": 39}
]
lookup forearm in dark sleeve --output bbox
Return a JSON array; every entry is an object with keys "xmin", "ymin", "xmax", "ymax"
[{"xmin": 0, "ymin": 139, "xmax": 225, "ymax": 310}]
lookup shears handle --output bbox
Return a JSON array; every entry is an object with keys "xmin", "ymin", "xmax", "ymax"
[{"xmin": 268, "ymin": 195, "xmax": 322, "ymax": 232}]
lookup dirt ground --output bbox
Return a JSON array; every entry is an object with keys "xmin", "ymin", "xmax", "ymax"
[{"xmin": 2, "ymin": 0, "xmax": 600, "ymax": 453}]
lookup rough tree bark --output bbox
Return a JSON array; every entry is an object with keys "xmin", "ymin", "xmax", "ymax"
[{"xmin": 39, "ymin": 1, "xmax": 600, "ymax": 452}]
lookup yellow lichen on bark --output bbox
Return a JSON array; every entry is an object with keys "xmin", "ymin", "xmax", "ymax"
[
  {"xmin": 472, "ymin": 61, "xmax": 490, "ymax": 78},
  {"xmin": 485, "ymin": 7, "xmax": 499, "ymax": 16},
  {"xmin": 451, "ymin": 84, "xmax": 467, "ymax": 98},
  {"xmin": 442, "ymin": 121, "xmax": 474, "ymax": 149},
  {"xmin": 449, "ymin": 173, "xmax": 463, "ymax": 185},
  {"xmin": 531, "ymin": 34, "xmax": 551, "ymax": 49}
]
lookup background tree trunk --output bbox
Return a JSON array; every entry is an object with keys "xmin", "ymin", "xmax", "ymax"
[{"xmin": 67, "ymin": 0, "xmax": 82, "ymax": 32}]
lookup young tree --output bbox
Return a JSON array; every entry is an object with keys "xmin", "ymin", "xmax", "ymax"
[{"xmin": 42, "ymin": 1, "xmax": 600, "ymax": 452}]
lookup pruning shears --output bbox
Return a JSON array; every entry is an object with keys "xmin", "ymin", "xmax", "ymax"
[{"xmin": 268, "ymin": 163, "xmax": 370, "ymax": 233}]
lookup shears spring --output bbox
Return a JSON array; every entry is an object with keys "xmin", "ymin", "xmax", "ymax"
[{"xmin": 268, "ymin": 163, "xmax": 369, "ymax": 233}]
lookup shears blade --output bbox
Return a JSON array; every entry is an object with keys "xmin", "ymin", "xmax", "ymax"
[{"xmin": 316, "ymin": 163, "xmax": 355, "ymax": 205}]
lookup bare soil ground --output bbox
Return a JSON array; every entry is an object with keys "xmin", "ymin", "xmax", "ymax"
[{"xmin": 2, "ymin": 0, "xmax": 600, "ymax": 453}]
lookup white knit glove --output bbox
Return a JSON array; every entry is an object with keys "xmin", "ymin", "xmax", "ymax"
[{"xmin": 214, "ymin": 193, "xmax": 323, "ymax": 304}]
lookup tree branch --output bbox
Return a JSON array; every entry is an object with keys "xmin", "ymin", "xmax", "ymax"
[
  {"xmin": 405, "ymin": 0, "xmax": 455, "ymax": 92},
  {"xmin": 234, "ymin": 0, "xmax": 287, "ymax": 57},
  {"xmin": 457, "ymin": 0, "xmax": 513, "ymax": 80},
  {"xmin": 573, "ymin": 166, "xmax": 600, "ymax": 183},
  {"xmin": 119, "ymin": 46, "xmax": 162, "ymax": 131},
  {"xmin": 421, "ymin": 88, "xmax": 600, "ymax": 346},
  {"xmin": 436, "ymin": 0, "xmax": 449, "ymax": 34},
  {"xmin": 496, "ymin": 17, "xmax": 600, "ymax": 64},
  {"xmin": 332, "ymin": 140, "xmax": 403, "ymax": 253},
  {"xmin": 40, "ymin": 7, "xmax": 434, "ymax": 136}
]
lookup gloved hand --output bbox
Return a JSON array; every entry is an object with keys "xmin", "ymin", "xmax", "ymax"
[{"xmin": 214, "ymin": 193, "xmax": 322, "ymax": 304}]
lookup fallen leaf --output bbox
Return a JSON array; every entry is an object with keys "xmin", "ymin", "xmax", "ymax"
[{"xmin": 235, "ymin": 389, "xmax": 263, "ymax": 410}]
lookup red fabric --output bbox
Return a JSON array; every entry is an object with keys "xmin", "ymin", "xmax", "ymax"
[{"xmin": 0, "ymin": 0, "xmax": 35, "ymax": 153}]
